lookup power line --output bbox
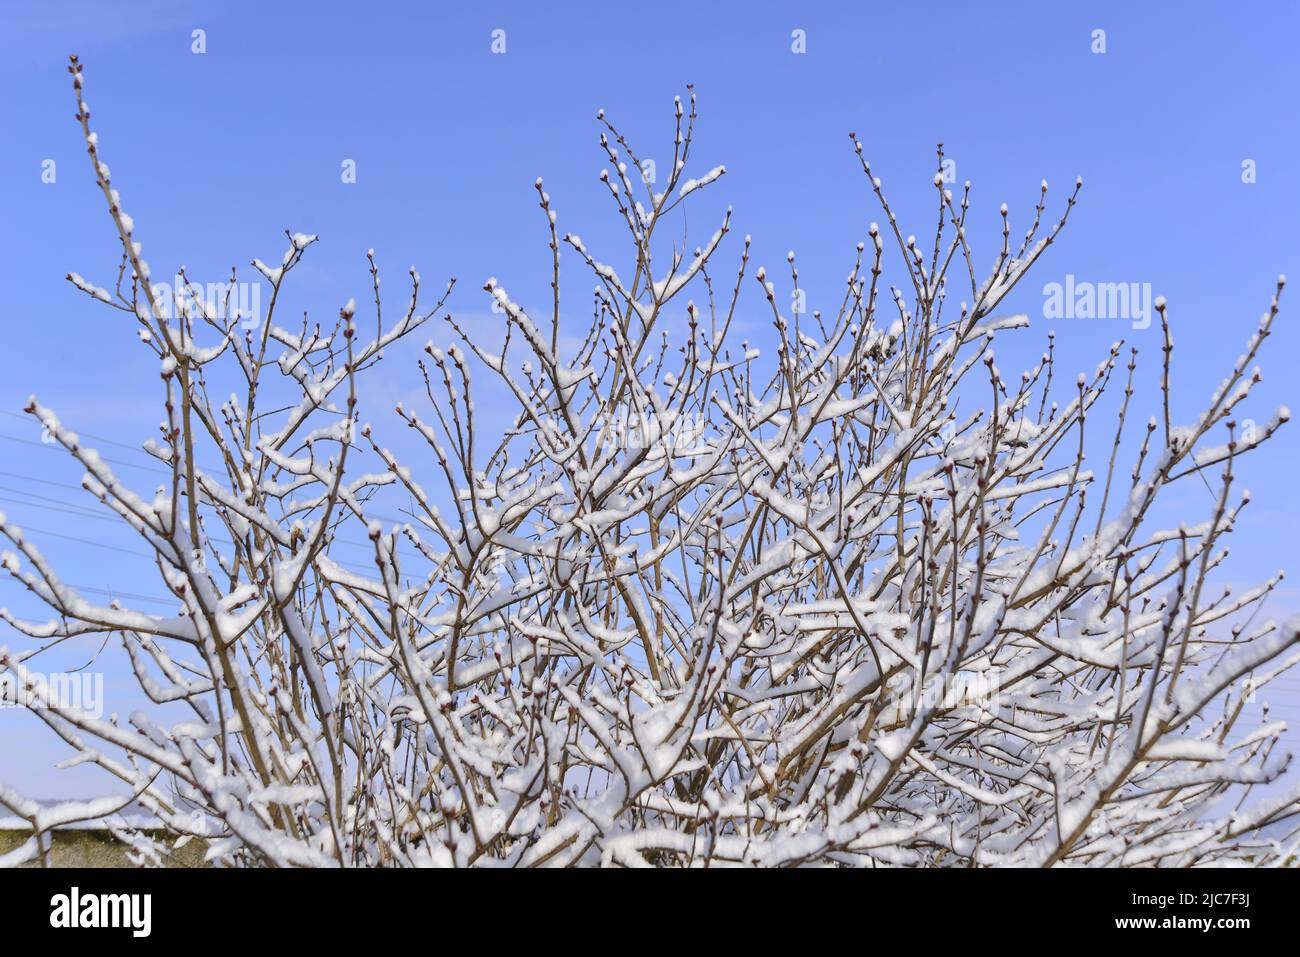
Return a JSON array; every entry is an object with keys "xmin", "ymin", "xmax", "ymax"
[
  {"xmin": 0, "ymin": 409, "xmax": 428, "ymax": 532},
  {"xmin": 0, "ymin": 488, "xmax": 116, "ymax": 521},
  {"xmin": 0, "ymin": 499, "xmax": 112, "ymax": 525},
  {"xmin": 0, "ymin": 491, "xmax": 412, "ymax": 576},
  {"xmin": 0, "ymin": 412, "xmax": 452, "ymax": 569},
  {"xmin": 0, "ymin": 467, "xmax": 427, "ymax": 558},
  {"xmin": 0, "ymin": 470, "xmax": 86, "ymax": 492},
  {"xmin": 0, "ymin": 432, "xmax": 169, "ymax": 475},
  {"xmin": 0, "ymin": 436, "xmax": 418, "ymax": 535},
  {"xmin": 0, "ymin": 576, "xmax": 174, "ymax": 607},
  {"xmin": 0, "ymin": 491, "xmax": 414, "ymax": 564},
  {"xmin": 0, "ymin": 408, "xmax": 161, "ymax": 455},
  {"xmin": 1, "ymin": 524, "xmax": 153, "ymax": 559}
]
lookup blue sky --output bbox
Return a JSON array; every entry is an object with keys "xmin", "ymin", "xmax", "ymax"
[{"xmin": 1, "ymin": 0, "xmax": 1298, "ymax": 796}]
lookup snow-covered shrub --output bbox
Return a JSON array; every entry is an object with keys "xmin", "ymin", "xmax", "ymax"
[{"xmin": 2, "ymin": 58, "xmax": 1298, "ymax": 867}]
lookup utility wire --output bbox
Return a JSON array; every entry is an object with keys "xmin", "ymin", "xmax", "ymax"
[{"xmin": 0, "ymin": 576, "xmax": 174, "ymax": 607}]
